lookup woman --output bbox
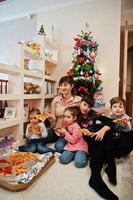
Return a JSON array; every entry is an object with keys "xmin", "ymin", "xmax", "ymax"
[{"xmin": 43, "ymin": 76, "xmax": 81, "ymax": 151}]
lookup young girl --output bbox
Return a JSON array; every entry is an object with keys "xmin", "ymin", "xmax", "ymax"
[
  {"xmin": 55, "ymin": 106, "xmax": 88, "ymax": 168},
  {"xmin": 19, "ymin": 109, "xmax": 54, "ymax": 154},
  {"xmin": 110, "ymin": 96, "xmax": 133, "ymax": 158},
  {"xmin": 78, "ymin": 96, "xmax": 118, "ymax": 200}
]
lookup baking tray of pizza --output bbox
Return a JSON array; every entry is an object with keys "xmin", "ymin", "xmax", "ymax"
[{"xmin": 0, "ymin": 152, "xmax": 55, "ymax": 191}]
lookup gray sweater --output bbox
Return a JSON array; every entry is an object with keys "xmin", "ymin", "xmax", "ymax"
[{"xmin": 111, "ymin": 113, "xmax": 132, "ymax": 132}]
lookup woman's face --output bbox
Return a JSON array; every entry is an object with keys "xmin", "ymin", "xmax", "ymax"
[
  {"xmin": 80, "ymin": 101, "xmax": 91, "ymax": 116},
  {"xmin": 59, "ymin": 81, "xmax": 73, "ymax": 96},
  {"xmin": 111, "ymin": 103, "xmax": 125, "ymax": 116}
]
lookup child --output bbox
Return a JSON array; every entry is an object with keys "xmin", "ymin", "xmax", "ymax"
[
  {"xmin": 19, "ymin": 108, "xmax": 54, "ymax": 154},
  {"xmin": 55, "ymin": 106, "xmax": 88, "ymax": 168},
  {"xmin": 110, "ymin": 96, "xmax": 133, "ymax": 158},
  {"xmin": 78, "ymin": 96, "xmax": 119, "ymax": 200}
]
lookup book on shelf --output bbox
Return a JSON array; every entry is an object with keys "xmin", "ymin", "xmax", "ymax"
[{"xmin": 45, "ymin": 81, "xmax": 55, "ymax": 95}]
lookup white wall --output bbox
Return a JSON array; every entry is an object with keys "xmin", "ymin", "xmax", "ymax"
[
  {"xmin": 37, "ymin": 0, "xmax": 121, "ymax": 107},
  {"xmin": 0, "ymin": 15, "xmax": 36, "ymax": 65}
]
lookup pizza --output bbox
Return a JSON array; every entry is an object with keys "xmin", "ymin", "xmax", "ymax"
[
  {"xmin": 31, "ymin": 124, "xmax": 41, "ymax": 134},
  {"xmin": 36, "ymin": 112, "xmax": 49, "ymax": 122},
  {"xmin": 0, "ymin": 152, "xmax": 37, "ymax": 176},
  {"xmin": 113, "ymin": 117, "xmax": 131, "ymax": 124}
]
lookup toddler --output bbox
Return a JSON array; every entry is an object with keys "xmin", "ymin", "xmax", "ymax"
[{"xmin": 19, "ymin": 108, "xmax": 54, "ymax": 154}]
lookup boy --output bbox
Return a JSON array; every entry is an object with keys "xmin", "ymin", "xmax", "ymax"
[
  {"xmin": 78, "ymin": 96, "xmax": 119, "ymax": 200},
  {"xmin": 110, "ymin": 96, "xmax": 133, "ymax": 158}
]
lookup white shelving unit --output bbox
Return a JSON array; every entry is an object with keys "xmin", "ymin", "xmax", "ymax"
[
  {"xmin": 43, "ymin": 37, "xmax": 58, "ymax": 110},
  {"xmin": 0, "ymin": 63, "xmax": 22, "ymax": 140},
  {"xmin": 0, "ymin": 35, "xmax": 58, "ymax": 142}
]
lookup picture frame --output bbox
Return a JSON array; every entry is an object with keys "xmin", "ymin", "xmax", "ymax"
[{"xmin": 4, "ymin": 107, "xmax": 16, "ymax": 119}]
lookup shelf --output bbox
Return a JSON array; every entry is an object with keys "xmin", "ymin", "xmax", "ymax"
[
  {"xmin": 45, "ymin": 94, "xmax": 55, "ymax": 99},
  {"xmin": 24, "ymin": 94, "xmax": 44, "ymax": 99},
  {"xmin": 45, "ymin": 75, "xmax": 56, "ymax": 82},
  {"xmin": 45, "ymin": 56, "xmax": 57, "ymax": 66},
  {"xmin": 45, "ymin": 37, "xmax": 56, "ymax": 49},
  {"xmin": 24, "ymin": 46, "xmax": 43, "ymax": 60},
  {"xmin": 0, "ymin": 94, "xmax": 20, "ymax": 101},
  {"xmin": 24, "ymin": 69, "xmax": 43, "ymax": 79},
  {"xmin": 0, "ymin": 63, "xmax": 20, "ymax": 74},
  {"xmin": 0, "ymin": 118, "xmax": 20, "ymax": 129}
]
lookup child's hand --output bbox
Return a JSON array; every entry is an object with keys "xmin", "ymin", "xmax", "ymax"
[
  {"xmin": 113, "ymin": 117, "xmax": 131, "ymax": 129},
  {"xmin": 28, "ymin": 124, "xmax": 33, "ymax": 133},
  {"xmin": 82, "ymin": 129, "xmax": 93, "ymax": 136},
  {"xmin": 54, "ymin": 127, "xmax": 66, "ymax": 136},
  {"xmin": 29, "ymin": 124, "xmax": 41, "ymax": 135}
]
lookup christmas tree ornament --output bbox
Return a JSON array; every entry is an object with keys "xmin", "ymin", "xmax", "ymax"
[{"xmin": 38, "ymin": 25, "xmax": 46, "ymax": 36}]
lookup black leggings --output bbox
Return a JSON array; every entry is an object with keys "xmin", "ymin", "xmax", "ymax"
[
  {"xmin": 87, "ymin": 131, "xmax": 115, "ymax": 176},
  {"xmin": 113, "ymin": 130, "xmax": 133, "ymax": 158}
]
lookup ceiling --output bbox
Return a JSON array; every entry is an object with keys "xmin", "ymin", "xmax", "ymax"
[
  {"xmin": 0, "ymin": 0, "xmax": 13, "ymax": 4},
  {"xmin": 0, "ymin": 0, "xmax": 133, "ymax": 23}
]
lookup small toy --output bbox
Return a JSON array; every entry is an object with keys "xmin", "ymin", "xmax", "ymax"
[
  {"xmin": 24, "ymin": 82, "xmax": 41, "ymax": 94},
  {"xmin": 24, "ymin": 58, "xmax": 30, "ymax": 70},
  {"xmin": 26, "ymin": 41, "xmax": 41, "ymax": 56}
]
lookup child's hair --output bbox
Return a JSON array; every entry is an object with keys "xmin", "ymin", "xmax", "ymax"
[
  {"xmin": 29, "ymin": 108, "xmax": 41, "ymax": 118},
  {"xmin": 59, "ymin": 76, "xmax": 75, "ymax": 95},
  {"xmin": 81, "ymin": 95, "xmax": 95, "ymax": 108},
  {"xmin": 64, "ymin": 106, "xmax": 79, "ymax": 120},
  {"xmin": 110, "ymin": 97, "xmax": 126, "ymax": 109}
]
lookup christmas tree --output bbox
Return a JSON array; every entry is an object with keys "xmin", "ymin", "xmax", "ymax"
[{"xmin": 67, "ymin": 30, "xmax": 102, "ymax": 98}]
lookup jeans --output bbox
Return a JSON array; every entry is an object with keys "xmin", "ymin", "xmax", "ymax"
[
  {"xmin": 55, "ymin": 138, "xmax": 67, "ymax": 153},
  {"xmin": 19, "ymin": 138, "xmax": 55, "ymax": 154},
  {"xmin": 59, "ymin": 150, "xmax": 88, "ymax": 168}
]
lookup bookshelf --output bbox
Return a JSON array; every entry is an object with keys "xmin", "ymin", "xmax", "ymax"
[{"xmin": 0, "ymin": 36, "xmax": 58, "ymax": 145}]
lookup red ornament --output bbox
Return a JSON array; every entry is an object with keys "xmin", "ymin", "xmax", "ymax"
[
  {"xmin": 96, "ymin": 70, "xmax": 102, "ymax": 76},
  {"xmin": 67, "ymin": 68, "xmax": 73, "ymax": 76},
  {"xmin": 74, "ymin": 38, "xmax": 81, "ymax": 46},
  {"xmin": 78, "ymin": 86, "xmax": 88, "ymax": 93}
]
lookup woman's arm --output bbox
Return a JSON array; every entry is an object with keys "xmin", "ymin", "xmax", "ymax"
[
  {"xmin": 89, "ymin": 125, "xmax": 110, "ymax": 141},
  {"xmin": 48, "ymin": 98, "xmax": 57, "ymax": 125}
]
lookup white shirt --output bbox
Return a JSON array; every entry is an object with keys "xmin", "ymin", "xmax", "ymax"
[{"xmin": 26, "ymin": 122, "xmax": 48, "ymax": 139}]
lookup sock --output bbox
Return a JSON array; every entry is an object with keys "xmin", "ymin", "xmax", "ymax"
[
  {"xmin": 89, "ymin": 175, "xmax": 119, "ymax": 200},
  {"xmin": 105, "ymin": 166, "xmax": 117, "ymax": 185}
]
